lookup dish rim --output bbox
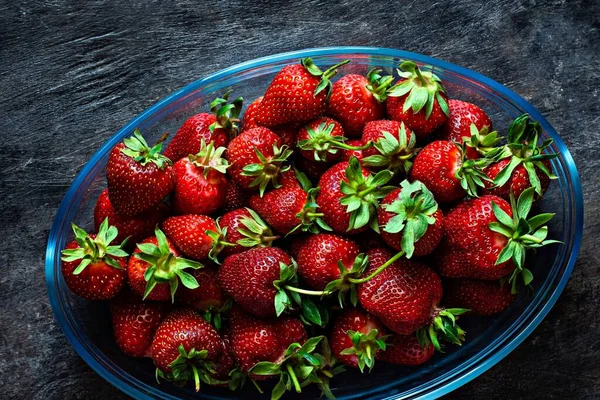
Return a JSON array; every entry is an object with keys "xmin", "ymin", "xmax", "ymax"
[{"xmin": 45, "ymin": 46, "xmax": 584, "ymax": 400}]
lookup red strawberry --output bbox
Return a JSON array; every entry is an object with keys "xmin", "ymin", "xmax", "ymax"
[
  {"xmin": 110, "ymin": 291, "xmax": 169, "ymax": 357},
  {"xmin": 219, "ymin": 208, "xmax": 278, "ymax": 257},
  {"xmin": 339, "ymin": 139, "xmax": 366, "ymax": 162},
  {"xmin": 273, "ymin": 124, "xmax": 299, "ymax": 149},
  {"xmin": 222, "ymin": 180, "xmax": 250, "ymax": 213},
  {"xmin": 295, "ymin": 233, "xmax": 360, "ymax": 290},
  {"xmin": 218, "ymin": 247, "xmax": 297, "ymax": 318},
  {"xmin": 226, "ymin": 127, "xmax": 292, "ymax": 195},
  {"xmin": 329, "ymin": 309, "xmax": 388, "ymax": 371},
  {"xmin": 316, "ymin": 158, "xmax": 393, "ymax": 234},
  {"xmin": 439, "ymin": 189, "xmax": 557, "ymax": 292},
  {"xmin": 444, "ymin": 279, "xmax": 515, "ymax": 316},
  {"xmin": 106, "ymin": 130, "xmax": 174, "ymax": 217},
  {"xmin": 326, "ymin": 69, "xmax": 391, "ymax": 137},
  {"xmin": 94, "ymin": 189, "xmax": 168, "ymax": 246},
  {"xmin": 254, "ymin": 58, "xmax": 349, "ymax": 127},
  {"xmin": 358, "ymin": 248, "xmax": 465, "ymax": 351},
  {"xmin": 297, "ymin": 117, "xmax": 346, "ymax": 163},
  {"xmin": 410, "ymin": 140, "xmax": 490, "ymax": 202},
  {"xmin": 163, "ymin": 92, "xmax": 242, "ymax": 161},
  {"xmin": 212, "ymin": 330, "xmax": 237, "ymax": 382},
  {"xmin": 386, "ymin": 61, "xmax": 449, "ymax": 140},
  {"xmin": 377, "ymin": 333, "xmax": 434, "ymax": 366},
  {"xmin": 229, "ymin": 307, "xmax": 307, "ymax": 379},
  {"xmin": 361, "ymin": 120, "xmax": 417, "ymax": 174},
  {"xmin": 241, "ymin": 96, "xmax": 263, "ymax": 131},
  {"xmin": 377, "ymin": 180, "xmax": 444, "ymax": 258},
  {"xmin": 127, "ymin": 227, "xmax": 204, "ymax": 302},
  {"xmin": 179, "ymin": 266, "xmax": 227, "ymax": 314},
  {"xmin": 172, "ymin": 140, "xmax": 228, "ymax": 215},
  {"xmin": 152, "ymin": 308, "xmax": 223, "ymax": 391},
  {"xmin": 439, "ymin": 100, "xmax": 497, "ymax": 159},
  {"xmin": 249, "ymin": 184, "xmax": 328, "ymax": 235},
  {"xmin": 484, "ymin": 114, "xmax": 556, "ymax": 199},
  {"xmin": 279, "ymin": 168, "xmax": 303, "ymax": 189},
  {"xmin": 60, "ymin": 219, "xmax": 128, "ymax": 300},
  {"xmin": 162, "ymin": 215, "xmax": 229, "ymax": 262},
  {"xmin": 295, "ymin": 155, "xmax": 330, "ymax": 179}
]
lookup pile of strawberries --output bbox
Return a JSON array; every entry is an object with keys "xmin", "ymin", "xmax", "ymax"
[{"xmin": 61, "ymin": 58, "xmax": 559, "ymax": 399}]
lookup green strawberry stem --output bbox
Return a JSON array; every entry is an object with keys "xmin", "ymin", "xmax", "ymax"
[
  {"xmin": 347, "ymin": 250, "xmax": 405, "ymax": 284},
  {"xmin": 381, "ymin": 180, "xmax": 439, "ymax": 259},
  {"xmin": 417, "ymin": 308, "xmax": 469, "ymax": 352},
  {"xmin": 283, "ymin": 286, "xmax": 326, "ymax": 296},
  {"xmin": 60, "ymin": 218, "xmax": 128, "ymax": 273},
  {"xmin": 340, "ymin": 329, "xmax": 388, "ymax": 372},
  {"xmin": 298, "ymin": 122, "xmax": 372, "ymax": 162},
  {"xmin": 301, "ymin": 58, "xmax": 350, "ymax": 97},
  {"xmin": 242, "ymin": 144, "xmax": 293, "ymax": 197},
  {"xmin": 387, "ymin": 61, "xmax": 449, "ymax": 119},
  {"xmin": 120, "ymin": 129, "xmax": 171, "ymax": 169},
  {"xmin": 305, "ymin": 212, "xmax": 324, "ymax": 218},
  {"xmin": 134, "ymin": 227, "xmax": 205, "ymax": 302},
  {"xmin": 155, "ymin": 346, "xmax": 222, "ymax": 392},
  {"xmin": 490, "ymin": 187, "xmax": 560, "ymax": 293},
  {"xmin": 340, "ymin": 157, "xmax": 395, "ymax": 232},
  {"xmin": 208, "ymin": 90, "xmax": 243, "ymax": 137},
  {"xmin": 285, "ymin": 363, "xmax": 301, "ymax": 393},
  {"xmin": 366, "ymin": 68, "xmax": 394, "ymax": 102},
  {"xmin": 236, "ymin": 208, "xmax": 280, "ymax": 249}
]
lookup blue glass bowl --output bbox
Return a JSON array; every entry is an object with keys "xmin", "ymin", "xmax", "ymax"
[{"xmin": 45, "ymin": 47, "xmax": 583, "ymax": 399}]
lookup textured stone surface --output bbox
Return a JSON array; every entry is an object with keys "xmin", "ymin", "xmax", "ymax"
[{"xmin": 0, "ymin": 0, "xmax": 598, "ymax": 399}]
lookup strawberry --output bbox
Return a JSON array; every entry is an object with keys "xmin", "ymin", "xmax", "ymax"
[
  {"xmin": 358, "ymin": 248, "xmax": 466, "ymax": 351},
  {"xmin": 212, "ymin": 330, "xmax": 237, "ymax": 383},
  {"xmin": 484, "ymin": 114, "xmax": 557, "ymax": 199},
  {"xmin": 254, "ymin": 57, "xmax": 349, "ymax": 127},
  {"xmin": 226, "ymin": 127, "xmax": 293, "ymax": 195},
  {"xmin": 219, "ymin": 208, "xmax": 278, "ymax": 257},
  {"xmin": 386, "ymin": 61, "xmax": 449, "ymax": 140},
  {"xmin": 329, "ymin": 309, "xmax": 388, "ymax": 372},
  {"xmin": 361, "ymin": 120, "xmax": 418, "ymax": 175},
  {"xmin": 279, "ymin": 168, "xmax": 303, "ymax": 189},
  {"xmin": 439, "ymin": 189, "xmax": 558, "ymax": 292},
  {"xmin": 295, "ymin": 155, "xmax": 330, "ymax": 179},
  {"xmin": 163, "ymin": 92, "xmax": 242, "ymax": 161},
  {"xmin": 295, "ymin": 233, "xmax": 360, "ymax": 291},
  {"xmin": 249, "ymin": 169, "xmax": 329, "ymax": 235},
  {"xmin": 222, "ymin": 180, "xmax": 250, "ymax": 213},
  {"xmin": 339, "ymin": 139, "xmax": 366, "ymax": 162},
  {"xmin": 316, "ymin": 157, "xmax": 394, "ymax": 234},
  {"xmin": 218, "ymin": 247, "xmax": 298, "ymax": 318},
  {"xmin": 152, "ymin": 308, "xmax": 223, "ymax": 391},
  {"xmin": 60, "ymin": 219, "xmax": 128, "ymax": 300},
  {"xmin": 439, "ymin": 100, "xmax": 498, "ymax": 159},
  {"xmin": 229, "ymin": 307, "xmax": 307, "ymax": 377},
  {"xmin": 410, "ymin": 140, "xmax": 491, "ymax": 202},
  {"xmin": 109, "ymin": 290, "xmax": 169, "ymax": 357},
  {"xmin": 297, "ymin": 117, "xmax": 345, "ymax": 163},
  {"xmin": 231, "ymin": 308, "xmax": 331, "ymax": 399},
  {"xmin": 444, "ymin": 279, "xmax": 515, "ymax": 316},
  {"xmin": 106, "ymin": 129, "xmax": 174, "ymax": 217},
  {"xmin": 127, "ymin": 227, "xmax": 205, "ymax": 302},
  {"xmin": 94, "ymin": 188, "xmax": 168, "ymax": 247},
  {"xmin": 179, "ymin": 266, "xmax": 227, "ymax": 315},
  {"xmin": 377, "ymin": 180, "xmax": 444, "ymax": 258},
  {"xmin": 273, "ymin": 124, "xmax": 299, "ymax": 149},
  {"xmin": 241, "ymin": 96, "xmax": 263, "ymax": 131},
  {"xmin": 172, "ymin": 140, "xmax": 228, "ymax": 215},
  {"xmin": 377, "ymin": 333, "xmax": 434, "ymax": 366},
  {"xmin": 326, "ymin": 69, "xmax": 391, "ymax": 137},
  {"xmin": 162, "ymin": 215, "xmax": 230, "ymax": 262}
]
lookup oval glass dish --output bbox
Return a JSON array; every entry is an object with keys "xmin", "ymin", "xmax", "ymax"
[{"xmin": 46, "ymin": 47, "xmax": 583, "ymax": 400}]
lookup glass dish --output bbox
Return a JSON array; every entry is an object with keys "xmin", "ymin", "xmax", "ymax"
[{"xmin": 45, "ymin": 47, "xmax": 583, "ymax": 399}]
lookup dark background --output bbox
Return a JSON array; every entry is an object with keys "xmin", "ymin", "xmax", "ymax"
[{"xmin": 1, "ymin": 0, "xmax": 598, "ymax": 399}]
